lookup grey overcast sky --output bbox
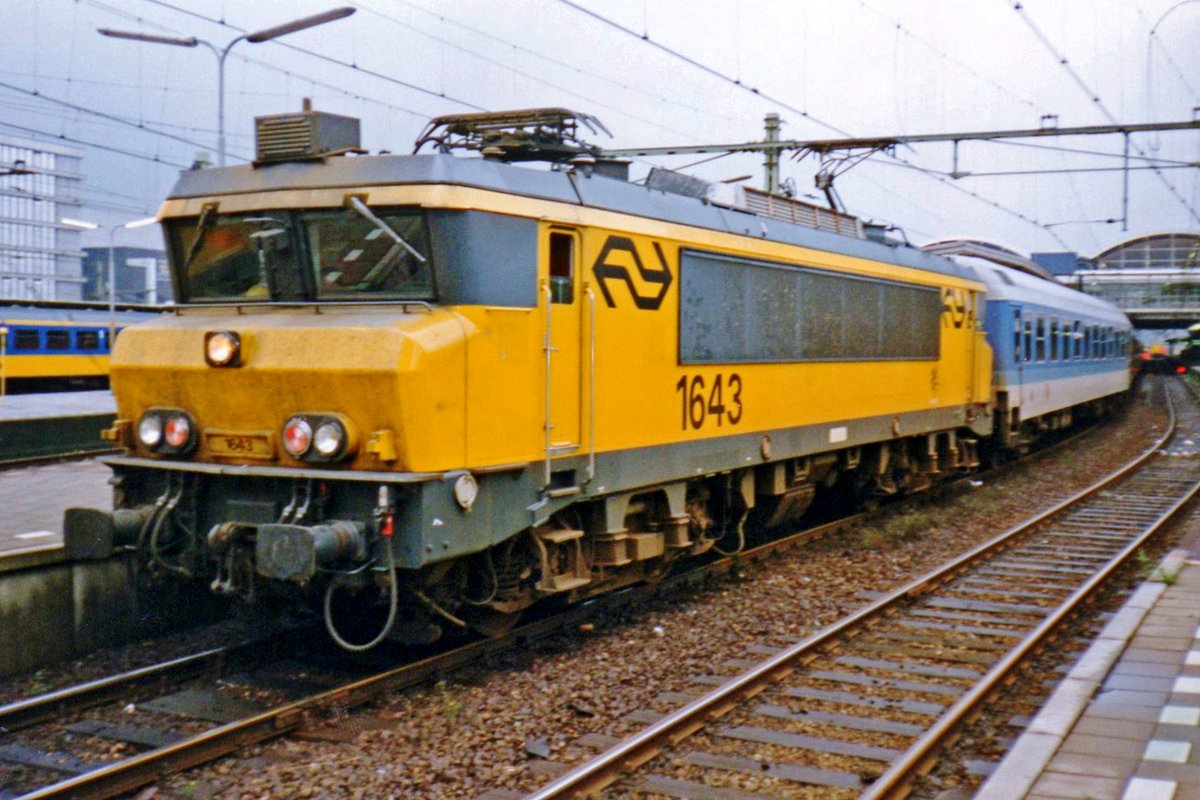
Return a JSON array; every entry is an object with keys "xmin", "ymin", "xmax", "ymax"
[{"xmin": 2, "ymin": 0, "xmax": 1197, "ymax": 256}]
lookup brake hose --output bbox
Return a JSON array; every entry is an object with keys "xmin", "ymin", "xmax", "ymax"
[{"xmin": 323, "ymin": 541, "xmax": 399, "ymax": 652}]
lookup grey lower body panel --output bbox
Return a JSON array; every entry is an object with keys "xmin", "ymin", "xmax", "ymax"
[{"xmin": 103, "ymin": 402, "xmax": 986, "ymax": 570}]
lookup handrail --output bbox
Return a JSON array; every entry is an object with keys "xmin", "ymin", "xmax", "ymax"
[
  {"xmin": 586, "ymin": 284, "xmax": 596, "ymax": 484},
  {"xmin": 542, "ymin": 281, "xmax": 553, "ymax": 490}
]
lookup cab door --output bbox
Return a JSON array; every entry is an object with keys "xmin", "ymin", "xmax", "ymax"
[{"xmin": 545, "ymin": 228, "xmax": 582, "ymax": 454}]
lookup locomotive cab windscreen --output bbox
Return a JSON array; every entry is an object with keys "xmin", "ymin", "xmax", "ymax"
[{"xmin": 167, "ymin": 204, "xmax": 435, "ymax": 303}]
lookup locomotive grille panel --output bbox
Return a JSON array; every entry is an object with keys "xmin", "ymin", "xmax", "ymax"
[
  {"xmin": 679, "ymin": 249, "xmax": 941, "ymax": 364},
  {"xmin": 254, "ymin": 110, "xmax": 361, "ymax": 162},
  {"xmin": 257, "ymin": 118, "xmax": 314, "ymax": 160},
  {"xmin": 742, "ymin": 187, "xmax": 864, "ymax": 237}
]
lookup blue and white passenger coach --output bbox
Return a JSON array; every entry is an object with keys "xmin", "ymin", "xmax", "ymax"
[{"xmin": 940, "ymin": 246, "xmax": 1134, "ymax": 448}]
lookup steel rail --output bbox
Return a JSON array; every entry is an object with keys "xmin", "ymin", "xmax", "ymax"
[
  {"xmin": 0, "ymin": 645, "xmax": 234, "ymax": 733},
  {"xmin": 863, "ymin": 477, "xmax": 1200, "ymax": 798},
  {"xmin": 15, "ymin": 629, "xmax": 505, "ymax": 799},
  {"xmin": 2, "ymin": 398, "xmax": 1139, "ymax": 799},
  {"xmin": 865, "ymin": 385, "xmax": 1194, "ymax": 799},
  {"xmin": 521, "ymin": 386, "xmax": 1177, "ymax": 799},
  {"xmin": 3, "ymin": 482, "xmax": 872, "ymax": 799}
]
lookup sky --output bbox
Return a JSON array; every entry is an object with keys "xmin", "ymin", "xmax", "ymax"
[{"xmin": 2, "ymin": 0, "xmax": 1198, "ymax": 257}]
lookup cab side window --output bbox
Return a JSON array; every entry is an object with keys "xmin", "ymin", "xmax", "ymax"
[{"xmin": 549, "ymin": 232, "xmax": 574, "ymax": 304}]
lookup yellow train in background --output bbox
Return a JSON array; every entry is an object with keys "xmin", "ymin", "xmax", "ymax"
[
  {"xmin": 0, "ymin": 302, "xmax": 156, "ymax": 393},
  {"xmin": 64, "ymin": 108, "xmax": 1128, "ymax": 649}
]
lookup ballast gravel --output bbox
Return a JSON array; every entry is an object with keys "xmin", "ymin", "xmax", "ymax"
[
  {"xmin": 0, "ymin": 389, "xmax": 1168, "ymax": 800},
  {"xmin": 150, "ymin": 389, "xmax": 1170, "ymax": 800}
]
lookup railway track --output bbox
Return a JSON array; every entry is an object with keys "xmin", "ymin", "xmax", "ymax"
[
  {"xmin": 520, "ymin": 377, "xmax": 1199, "ymax": 800},
  {"xmin": 0, "ymin": 389, "xmax": 1160, "ymax": 800}
]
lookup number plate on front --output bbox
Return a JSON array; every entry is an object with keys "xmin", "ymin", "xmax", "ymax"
[{"xmin": 206, "ymin": 431, "xmax": 275, "ymax": 459}]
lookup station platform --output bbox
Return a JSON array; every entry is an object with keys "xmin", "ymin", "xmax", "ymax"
[
  {"xmin": 0, "ymin": 390, "xmax": 116, "ymax": 464},
  {"xmin": 979, "ymin": 521, "xmax": 1200, "ymax": 800},
  {"xmin": 0, "ymin": 459, "xmax": 112, "ymax": 567}
]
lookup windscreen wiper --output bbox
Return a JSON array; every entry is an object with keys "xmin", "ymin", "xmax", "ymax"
[
  {"xmin": 180, "ymin": 203, "xmax": 217, "ymax": 272},
  {"xmin": 346, "ymin": 196, "xmax": 426, "ymax": 264}
]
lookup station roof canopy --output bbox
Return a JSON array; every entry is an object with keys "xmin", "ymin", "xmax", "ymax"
[{"xmin": 1094, "ymin": 233, "xmax": 1200, "ymax": 271}]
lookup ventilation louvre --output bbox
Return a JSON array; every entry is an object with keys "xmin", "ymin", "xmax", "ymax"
[{"xmin": 254, "ymin": 110, "xmax": 361, "ymax": 164}]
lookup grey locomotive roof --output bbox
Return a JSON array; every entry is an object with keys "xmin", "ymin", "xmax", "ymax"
[
  {"xmin": 167, "ymin": 154, "xmax": 980, "ymax": 284},
  {"xmin": 955, "ymin": 256, "xmax": 1131, "ymax": 327}
]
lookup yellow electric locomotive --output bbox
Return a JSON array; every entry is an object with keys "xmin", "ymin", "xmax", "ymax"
[{"xmin": 66, "ymin": 108, "xmax": 992, "ymax": 649}]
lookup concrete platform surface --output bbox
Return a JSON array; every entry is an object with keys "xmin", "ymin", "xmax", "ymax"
[
  {"xmin": 0, "ymin": 459, "xmax": 111, "ymax": 551},
  {"xmin": 980, "ymin": 541, "xmax": 1200, "ymax": 800},
  {"xmin": 0, "ymin": 390, "xmax": 115, "ymax": 421}
]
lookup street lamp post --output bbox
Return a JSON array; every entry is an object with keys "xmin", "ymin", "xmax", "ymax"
[
  {"xmin": 62, "ymin": 217, "xmax": 157, "ymax": 346},
  {"xmin": 99, "ymin": 7, "xmax": 355, "ymax": 167},
  {"xmin": 107, "ymin": 218, "xmax": 159, "ymax": 343},
  {"xmin": 0, "ymin": 325, "xmax": 8, "ymax": 398}
]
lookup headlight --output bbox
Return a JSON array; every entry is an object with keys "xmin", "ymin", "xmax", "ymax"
[
  {"xmin": 282, "ymin": 413, "xmax": 356, "ymax": 462},
  {"xmin": 283, "ymin": 417, "xmax": 313, "ymax": 457},
  {"xmin": 137, "ymin": 408, "xmax": 196, "ymax": 455},
  {"xmin": 137, "ymin": 413, "xmax": 163, "ymax": 448},
  {"xmin": 204, "ymin": 331, "xmax": 241, "ymax": 367},
  {"xmin": 164, "ymin": 414, "xmax": 191, "ymax": 448},
  {"xmin": 313, "ymin": 420, "xmax": 346, "ymax": 458}
]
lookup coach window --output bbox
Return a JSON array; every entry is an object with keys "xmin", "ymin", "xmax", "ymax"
[
  {"xmin": 14, "ymin": 329, "xmax": 38, "ymax": 350},
  {"xmin": 76, "ymin": 330, "xmax": 100, "ymax": 350},
  {"xmin": 1072, "ymin": 321, "xmax": 1082, "ymax": 359},
  {"xmin": 1023, "ymin": 313, "xmax": 1033, "ymax": 363},
  {"xmin": 46, "ymin": 329, "xmax": 70, "ymax": 350},
  {"xmin": 1012, "ymin": 309, "xmax": 1022, "ymax": 362},
  {"xmin": 1050, "ymin": 318, "xmax": 1059, "ymax": 361},
  {"xmin": 1035, "ymin": 316, "xmax": 1046, "ymax": 362},
  {"xmin": 549, "ymin": 231, "xmax": 574, "ymax": 304}
]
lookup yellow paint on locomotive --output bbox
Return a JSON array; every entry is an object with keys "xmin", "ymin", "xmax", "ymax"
[
  {"xmin": 132, "ymin": 183, "xmax": 991, "ymax": 474},
  {"xmin": 112, "ymin": 309, "xmax": 470, "ymax": 471}
]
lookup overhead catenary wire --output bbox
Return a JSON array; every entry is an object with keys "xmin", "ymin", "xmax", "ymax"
[
  {"xmin": 0, "ymin": 90, "xmax": 256, "ymax": 141},
  {"xmin": 1007, "ymin": 0, "xmax": 1200, "ymax": 225},
  {"xmin": 371, "ymin": 0, "xmax": 747, "ymax": 127},
  {"xmin": 874, "ymin": 158, "xmax": 1199, "ymax": 179},
  {"xmin": 0, "ymin": 79, "xmax": 243, "ymax": 160},
  {"xmin": 990, "ymin": 136, "xmax": 1200, "ymax": 167},
  {"xmin": 858, "ymin": 0, "xmax": 1049, "ymax": 115},
  {"xmin": 349, "ymin": 1, "xmax": 701, "ymax": 142},
  {"xmin": 553, "ymin": 0, "xmax": 852, "ymax": 139},
  {"xmin": 1136, "ymin": 1, "xmax": 1200, "ymax": 101},
  {"xmin": 554, "ymin": 0, "xmax": 1080, "ymax": 249},
  {"xmin": 0, "ymin": 118, "xmax": 191, "ymax": 169}
]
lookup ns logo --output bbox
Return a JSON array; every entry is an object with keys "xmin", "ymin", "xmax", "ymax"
[
  {"xmin": 942, "ymin": 287, "xmax": 976, "ymax": 329},
  {"xmin": 591, "ymin": 236, "xmax": 672, "ymax": 311}
]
